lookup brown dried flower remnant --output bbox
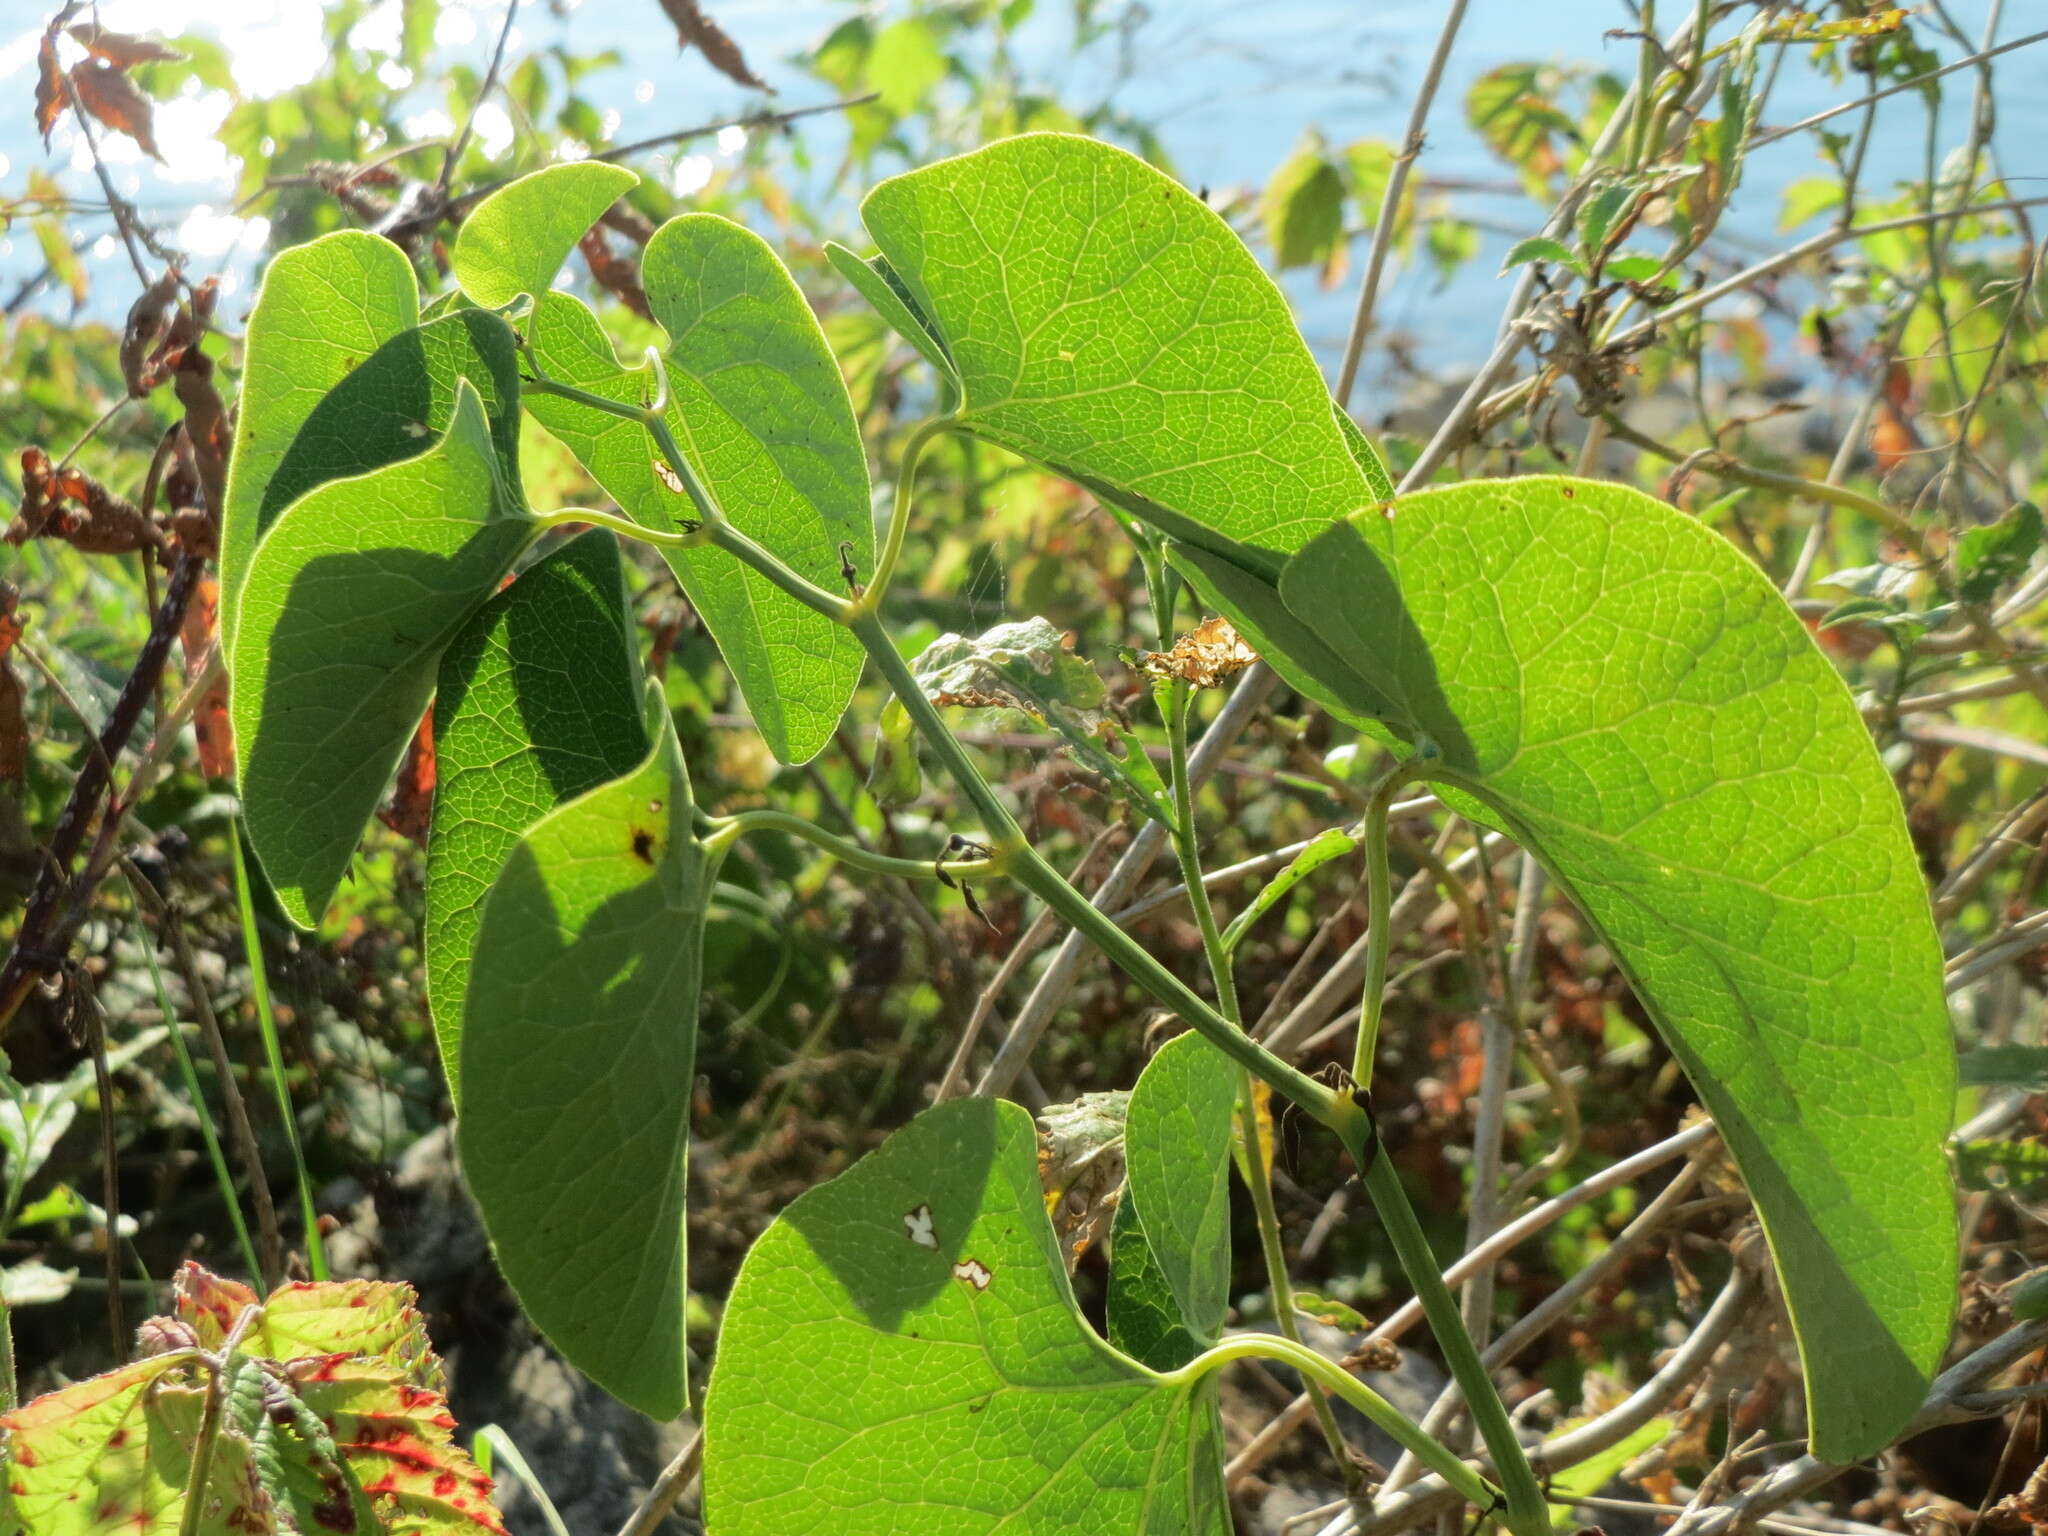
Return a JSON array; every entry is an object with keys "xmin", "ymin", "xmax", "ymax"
[{"xmin": 1134, "ymin": 615, "xmax": 1259, "ymax": 689}]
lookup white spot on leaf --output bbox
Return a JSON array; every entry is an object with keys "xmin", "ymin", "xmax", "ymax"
[
  {"xmin": 903, "ymin": 1204, "xmax": 937, "ymax": 1249},
  {"xmin": 952, "ymin": 1258, "xmax": 992, "ymax": 1291},
  {"xmin": 652, "ymin": 458, "xmax": 685, "ymax": 494}
]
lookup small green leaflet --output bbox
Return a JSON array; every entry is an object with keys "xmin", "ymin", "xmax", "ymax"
[
  {"xmin": 482, "ymin": 183, "xmax": 869, "ymax": 764},
  {"xmin": 450, "ymin": 160, "xmax": 636, "ymax": 309},
  {"xmin": 459, "ymin": 692, "xmax": 711, "ymax": 1422},
  {"xmin": 426, "ymin": 531, "xmax": 649, "ymax": 1101},
  {"xmin": 229, "ymin": 375, "xmax": 535, "ymax": 928},
  {"xmin": 822, "ymin": 240, "xmax": 959, "ymax": 398},
  {"xmin": 1107, "ymin": 1032, "xmax": 1238, "ymax": 1373},
  {"xmin": 703, "ymin": 1098, "xmax": 1229, "ymax": 1535},
  {"xmin": 219, "ymin": 230, "xmax": 420, "ymax": 648},
  {"xmin": 1249, "ymin": 475, "xmax": 1954, "ymax": 1463},
  {"xmin": 857, "ymin": 132, "xmax": 1391, "ymax": 561},
  {"xmin": 1220, "ymin": 824, "xmax": 1360, "ymax": 955}
]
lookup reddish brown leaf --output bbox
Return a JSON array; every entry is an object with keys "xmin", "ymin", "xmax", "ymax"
[
  {"xmin": 69, "ymin": 58, "xmax": 161, "ymax": 160},
  {"xmin": 171, "ymin": 346, "xmax": 231, "ymax": 516},
  {"xmin": 656, "ymin": 0, "xmax": 774, "ymax": 92},
  {"xmin": 119, "ymin": 266, "xmax": 180, "ymax": 398},
  {"xmin": 180, "ymin": 578, "xmax": 232, "ymax": 779},
  {"xmin": 378, "ymin": 706, "xmax": 436, "ymax": 846},
  {"xmin": 578, "ymin": 225, "xmax": 651, "ymax": 320},
  {"xmin": 67, "ymin": 23, "xmax": 186, "ymax": 68},
  {"xmin": 6, "ymin": 458, "xmax": 165, "ymax": 558},
  {"xmin": 34, "ymin": 31, "xmax": 63, "ymax": 147}
]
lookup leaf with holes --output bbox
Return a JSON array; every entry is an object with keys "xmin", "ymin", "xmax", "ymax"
[
  {"xmin": 515, "ymin": 211, "xmax": 869, "ymax": 763},
  {"xmin": 1262, "ymin": 475, "xmax": 1953, "ymax": 1462},
  {"xmin": 857, "ymin": 133, "xmax": 1391, "ymax": 564},
  {"xmin": 229, "ymin": 377, "xmax": 535, "ymax": 927},
  {"xmin": 426, "ymin": 531, "xmax": 648, "ymax": 1100},
  {"xmin": 458, "ymin": 693, "xmax": 711, "ymax": 1421},
  {"xmin": 703, "ymin": 1098, "xmax": 1229, "ymax": 1535}
]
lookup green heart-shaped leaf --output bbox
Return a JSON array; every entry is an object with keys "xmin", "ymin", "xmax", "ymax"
[
  {"xmin": 426, "ymin": 531, "xmax": 649, "ymax": 1100},
  {"xmin": 1237, "ymin": 475, "xmax": 1954, "ymax": 1462},
  {"xmin": 451, "ymin": 160, "xmax": 638, "ymax": 309},
  {"xmin": 229, "ymin": 368, "xmax": 534, "ymax": 928},
  {"xmin": 703, "ymin": 1098, "xmax": 1228, "ymax": 1535},
  {"xmin": 458, "ymin": 694, "xmax": 709, "ymax": 1421},
  {"xmin": 856, "ymin": 132, "xmax": 1391, "ymax": 559},
  {"xmin": 219, "ymin": 230, "xmax": 420, "ymax": 647},
  {"xmin": 517, "ymin": 215, "xmax": 870, "ymax": 764},
  {"xmin": 1108, "ymin": 1032, "xmax": 1237, "ymax": 1371}
]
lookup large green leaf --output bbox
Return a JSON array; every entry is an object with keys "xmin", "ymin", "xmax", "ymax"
[
  {"xmin": 703, "ymin": 1098, "xmax": 1228, "ymax": 1534},
  {"xmin": 219, "ymin": 230, "xmax": 420, "ymax": 646},
  {"xmin": 857, "ymin": 132, "xmax": 1388, "ymax": 559},
  {"xmin": 458, "ymin": 694, "xmax": 710, "ymax": 1422},
  {"xmin": 229, "ymin": 376, "xmax": 534, "ymax": 927},
  {"xmin": 451, "ymin": 160, "xmax": 637, "ymax": 309},
  {"xmin": 1108, "ymin": 1032, "xmax": 1237, "ymax": 1372},
  {"xmin": 1270, "ymin": 476, "xmax": 1954, "ymax": 1461},
  {"xmin": 518, "ymin": 215, "xmax": 870, "ymax": 764},
  {"xmin": 426, "ymin": 531, "xmax": 649, "ymax": 1099}
]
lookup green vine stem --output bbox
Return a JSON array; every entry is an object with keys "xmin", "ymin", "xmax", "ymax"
[
  {"xmin": 1170, "ymin": 1332, "xmax": 1502, "ymax": 1514},
  {"xmin": 1351, "ymin": 769, "xmax": 1407, "ymax": 1089},
  {"xmin": 703, "ymin": 808, "xmax": 1006, "ymax": 884},
  {"xmin": 516, "ymin": 377, "xmax": 1551, "ymax": 1536},
  {"xmin": 850, "ymin": 414, "xmax": 960, "ymax": 620}
]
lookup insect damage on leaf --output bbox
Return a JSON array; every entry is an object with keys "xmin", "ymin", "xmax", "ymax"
[
  {"xmin": 903, "ymin": 1204, "xmax": 939, "ymax": 1248},
  {"xmin": 911, "ymin": 617, "xmax": 1115, "ymax": 739},
  {"xmin": 1133, "ymin": 615, "xmax": 1260, "ymax": 688},
  {"xmin": 1036, "ymin": 1090, "xmax": 1129, "ymax": 1271},
  {"xmin": 951, "ymin": 1258, "xmax": 994, "ymax": 1291}
]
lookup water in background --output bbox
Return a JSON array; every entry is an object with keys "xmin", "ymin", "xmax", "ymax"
[{"xmin": 0, "ymin": 0, "xmax": 2036, "ymax": 383}]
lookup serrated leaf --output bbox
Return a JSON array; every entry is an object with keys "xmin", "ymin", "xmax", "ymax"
[
  {"xmin": 451, "ymin": 161, "xmax": 639, "ymax": 310},
  {"xmin": 427, "ymin": 532, "xmax": 649, "ymax": 1101},
  {"xmin": 1106, "ymin": 1033, "xmax": 1236, "ymax": 1373},
  {"xmin": 702, "ymin": 1098, "xmax": 1229, "ymax": 1535},
  {"xmin": 0, "ymin": 1361, "xmax": 267, "ymax": 1536},
  {"xmin": 1269, "ymin": 475, "xmax": 1953, "ymax": 1462},
  {"xmin": 229, "ymin": 377, "xmax": 536, "ymax": 927},
  {"xmin": 220, "ymin": 231, "xmax": 421, "ymax": 646},
  {"xmin": 458, "ymin": 698, "xmax": 710, "ymax": 1421},
  {"xmin": 284, "ymin": 1357, "xmax": 504, "ymax": 1534},
  {"xmin": 165, "ymin": 1263, "xmax": 440, "ymax": 1383},
  {"xmin": 859, "ymin": 133, "xmax": 1385, "ymax": 562},
  {"xmin": 520, "ymin": 214, "xmax": 870, "ymax": 764}
]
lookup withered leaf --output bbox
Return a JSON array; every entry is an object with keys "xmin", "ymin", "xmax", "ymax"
[
  {"xmin": 69, "ymin": 59, "xmax": 162, "ymax": 160},
  {"xmin": 67, "ymin": 24, "xmax": 186, "ymax": 69},
  {"xmin": 0, "ymin": 582, "xmax": 23, "ymax": 792},
  {"xmin": 578, "ymin": 226, "xmax": 651, "ymax": 320},
  {"xmin": 1037, "ymin": 1090, "xmax": 1129, "ymax": 1271},
  {"xmin": 378, "ymin": 705, "xmax": 437, "ymax": 846},
  {"xmin": 120, "ymin": 267, "xmax": 180, "ymax": 398},
  {"xmin": 179, "ymin": 577, "xmax": 232, "ymax": 779},
  {"xmin": 34, "ymin": 32, "xmax": 63, "ymax": 147},
  {"xmin": 657, "ymin": 0, "xmax": 774, "ymax": 93},
  {"xmin": 1134, "ymin": 615, "xmax": 1259, "ymax": 689}
]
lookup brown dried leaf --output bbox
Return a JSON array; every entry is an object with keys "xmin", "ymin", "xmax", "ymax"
[
  {"xmin": 578, "ymin": 225, "xmax": 652, "ymax": 320},
  {"xmin": 69, "ymin": 58, "xmax": 161, "ymax": 160},
  {"xmin": 179, "ymin": 577, "xmax": 232, "ymax": 779},
  {"xmin": 67, "ymin": 24, "xmax": 186, "ymax": 68},
  {"xmin": 34, "ymin": 31, "xmax": 63, "ymax": 147},
  {"xmin": 119, "ymin": 266, "xmax": 179, "ymax": 397},
  {"xmin": 1133, "ymin": 615, "xmax": 1259, "ymax": 689},
  {"xmin": 656, "ymin": 0, "xmax": 774, "ymax": 92},
  {"xmin": 378, "ymin": 705, "xmax": 437, "ymax": 845},
  {"xmin": 171, "ymin": 346, "xmax": 231, "ymax": 515}
]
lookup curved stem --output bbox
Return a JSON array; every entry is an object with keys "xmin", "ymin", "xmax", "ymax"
[
  {"xmin": 533, "ymin": 506, "xmax": 709, "ymax": 549},
  {"xmin": 851, "ymin": 415, "xmax": 958, "ymax": 621},
  {"xmin": 1169, "ymin": 1333, "xmax": 1502, "ymax": 1514},
  {"xmin": 1351, "ymin": 770, "xmax": 1407, "ymax": 1089},
  {"xmin": 704, "ymin": 808, "xmax": 1005, "ymax": 883}
]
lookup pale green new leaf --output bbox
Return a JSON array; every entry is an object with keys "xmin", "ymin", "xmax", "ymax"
[
  {"xmin": 1273, "ymin": 476, "xmax": 1954, "ymax": 1461},
  {"xmin": 459, "ymin": 697, "xmax": 709, "ymax": 1422},
  {"xmin": 426, "ymin": 532, "xmax": 648, "ymax": 1099},
  {"xmin": 520, "ymin": 214, "xmax": 870, "ymax": 763},
  {"xmin": 451, "ymin": 161, "xmax": 637, "ymax": 308},
  {"xmin": 703, "ymin": 1098, "xmax": 1228, "ymax": 1535},
  {"xmin": 229, "ymin": 378, "xmax": 534, "ymax": 927},
  {"xmin": 219, "ymin": 230, "xmax": 419, "ymax": 645},
  {"xmin": 859, "ymin": 133, "xmax": 1384, "ymax": 561},
  {"xmin": 823, "ymin": 240, "xmax": 959, "ymax": 394},
  {"xmin": 1107, "ymin": 1033, "xmax": 1237, "ymax": 1373}
]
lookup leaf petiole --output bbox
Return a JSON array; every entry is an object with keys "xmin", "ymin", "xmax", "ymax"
[{"xmin": 702, "ymin": 808, "xmax": 1007, "ymax": 885}]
